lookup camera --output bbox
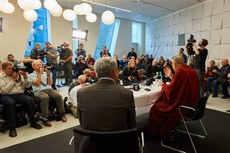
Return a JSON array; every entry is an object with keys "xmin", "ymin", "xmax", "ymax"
[
  {"xmin": 42, "ymin": 63, "xmax": 53, "ymax": 70},
  {"xmin": 12, "ymin": 65, "xmax": 27, "ymax": 73},
  {"xmin": 146, "ymin": 77, "xmax": 155, "ymax": 86},
  {"xmin": 57, "ymin": 44, "xmax": 64, "ymax": 53},
  {"xmin": 186, "ymin": 34, "xmax": 196, "ymax": 55}
]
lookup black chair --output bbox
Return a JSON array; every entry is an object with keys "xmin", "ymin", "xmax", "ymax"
[
  {"xmin": 73, "ymin": 126, "xmax": 141, "ymax": 153},
  {"xmin": 161, "ymin": 93, "xmax": 210, "ymax": 153}
]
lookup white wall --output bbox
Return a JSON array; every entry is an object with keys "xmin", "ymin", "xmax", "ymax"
[
  {"xmin": 0, "ymin": 2, "xmax": 145, "ymax": 62},
  {"xmin": 0, "ymin": 0, "xmax": 31, "ymax": 62},
  {"xmin": 146, "ymin": 0, "xmax": 230, "ymax": 66}
]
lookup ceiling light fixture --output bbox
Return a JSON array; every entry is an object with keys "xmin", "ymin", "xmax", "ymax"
[
  {"xmin": 81, "ymin": 0, "xmax": 132, "ymax": 13},
  {"xmin": 63, "ymin": 0, "xmax": 76, "ymax": 21},
  {"xmin": 101, "ymin": 0, "xmax": 115, "ymax": 25}
]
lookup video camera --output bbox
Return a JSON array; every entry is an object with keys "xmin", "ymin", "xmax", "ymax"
[
  {"xmin": 57, "ymin": 44, "xmax": 64, "ymax": 53},
  {"xmin": 186, "ymin": 34, "xmax": 196, "ymax": 55},
  {"xmin": 12, "ymin": 65, "xmax": 27, "ymax": 73}
]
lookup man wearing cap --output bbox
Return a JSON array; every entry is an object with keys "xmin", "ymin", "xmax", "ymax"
[{"xmin": 60, "ymin": 41, "xmax": 73, "ymax": 86}]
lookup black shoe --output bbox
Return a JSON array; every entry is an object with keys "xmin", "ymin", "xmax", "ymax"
[
  {"xmin": 9, "ymin": 128, "xmax": 17, "ymax": 137},
  {"xmin": 212, "ymin": 94, "xmax": 218, "ymax": 97},
  {"xmin": 221, "ymin": 95, "xmax": 229, "ymax": 99},
  {"xmin": 30, "ymin": 122, "xmax": 42, "ymax": 129}
]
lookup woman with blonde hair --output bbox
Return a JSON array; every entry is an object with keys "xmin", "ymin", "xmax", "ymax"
[{"xmin": 122, "ymin": 59, "xmax": 140, "ymax": 86}]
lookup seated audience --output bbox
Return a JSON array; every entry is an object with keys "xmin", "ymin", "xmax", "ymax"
[
  {"xmin": 86, "ymin": 54, "xmax": 95, "ymax": 67},
  {"xmin": 0, "ymin": 61, "xmax": 42, "ymax": 137},
  {"xmin": 204, "ymin": 60, "xmax": 219, "ymax": 80},
  {"xmin": 147, "ymin": 54, "xmax": 154, "ymax": 65},
  {"xmin": 207, "ymin": 59, "xmax": 230, "ymax": 98},
  {"xmin": 68, "ymin": 75, "xmax": 86, "ymax": 118},
  {"xmin": 120, "ymin": 55, "xmax": 128, "ymax": 69},
  {"xmin": 158, "ymin": 56, "xmax": 165, "ymax": 70},
  {"xmin": 77, "ymin": 57, "xmax": 136, "ymax": 131},
  {"xmin": 28, "ymin": 60, "xmax": 67, "ymax": 127},
  {"xmin": 74, "ymin": 56, "xmax": 88, "ymax": 78},
  {"xmin": 7, "ymin": 54, "xmax": 19, "ymax": 66},
  {"xmin": 148, "ymin": 55, "xmax": 200, "ymax": 139},
  {"xmin": 122, "ymin": 59, "xmax": 140, "ymax": 86},
  {"xmin": 136, "ymin": 58, "xmax": 145, "ymax": 71},
  {"xmin": 83, "ymin": 69, "xmax": 96, "ymax": 84},
  {"xmin": 114, "ymin": 54, "xmax": 121, "ymax": 70},
  {"xmin": 145, "ymin": 59, "xmax": 160, "ymax": 78}
]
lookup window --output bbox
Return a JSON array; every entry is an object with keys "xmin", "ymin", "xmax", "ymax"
[
  {"xmin": 24, "ymin": 8, "xmax": 50, "ymax": 57},
  {"xmin": 132, "ymin": 22, "xmax": 142, "ymax": 43},
  {"xmin": 94, "ymin": 20, "xmax": 120, "ymax": 60}
]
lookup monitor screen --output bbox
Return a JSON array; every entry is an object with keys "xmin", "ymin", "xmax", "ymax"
[{"xmin": 72, "ymin": 28, "xmax": 88, "ymax": 41}]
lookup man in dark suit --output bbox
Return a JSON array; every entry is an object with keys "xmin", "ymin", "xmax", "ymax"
[{"xmin": 77, "ymin": 57, "xmax": 136, "ymax": 131}]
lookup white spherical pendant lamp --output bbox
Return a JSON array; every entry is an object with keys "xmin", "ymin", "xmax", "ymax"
[
  {"xmin": 18, "ymin": 0, "xmax": 34, "ymax": 10},
  {"xmin": 23, "ymin": 9, "xmax": 38, "ymax": 22},
  {"xmin": 1, "ymin": 2, "xmax": 15, "ymax": 14},
  {"xmin": 73, "ymin": 4, "xmax": 83, "ymax": 15},
  {"xmin": 80, "ymin": 3, "xmax": 92, "ymax": 15},
  {"xmin": 86, "ymin": 13, "xmax": 97, "ymax": 23},
  {"xmin": 33, "ymin": 0, "xmax": 42, "ymax": 10},
  {"xmin": 63, "ymin": 9, "xmax": 76, "ymax": 21},
  {"xmin": 101, "ymin": 10, "xmax": 115, "ymax": 25},
  {"xmin": 44, "ymin": 0, "xmax": 57, "ymax": 11},
  {"xmin": 50, "ymin": 5, "xmax": 63, "ymax": 17}
]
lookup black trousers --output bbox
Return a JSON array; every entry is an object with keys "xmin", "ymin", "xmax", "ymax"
[{"xmin": 0, "ymin": 94, "xmax": 36, "ymax": 128}]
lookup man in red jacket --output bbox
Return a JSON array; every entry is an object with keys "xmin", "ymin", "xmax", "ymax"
[{"xmin": 148, "ymin": 55, "xmax": 200, "ymax": 139}]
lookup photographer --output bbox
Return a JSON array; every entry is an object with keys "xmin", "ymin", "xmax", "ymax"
[
  {"xmin": 186, "ymin": 38, "xmax": 208, "ymax": 97},
  {"xmin": 28, "ymin": 60, "xmax": 67, "ymax": 127},
  {"xmin": 74, "ymin": 56, "xmax": 88, "ymax": 78},
  {"xmin": 30, "ymin": 43, "xmax": 45, "ymax": 62},
  {"xmin": 60, "ymin": 41, "xmax": 73, "ymax": 86},
  {"xmin": 0, "ymin": 61, "xmax": 42, "ymax": 137},
  {"xmin": 44, "ymin": 42, "xmax": 58, "ymax": 89},
  {"xmin": 75, "ymin": 43, "xmax": 86, "ymax": 58},
  {"xmin": 100, "ymin": 46, "xmax": 111, "ymax": 57}
]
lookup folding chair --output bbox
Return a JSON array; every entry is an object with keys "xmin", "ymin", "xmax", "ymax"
[{"xmin": 161, "ymin": 93, "xmax": 210, "ymax": 153}]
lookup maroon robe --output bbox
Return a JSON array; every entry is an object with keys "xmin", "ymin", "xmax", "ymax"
[{"xmin": 148, "ymin": 64, "xmax": 200, "ymax": 137}]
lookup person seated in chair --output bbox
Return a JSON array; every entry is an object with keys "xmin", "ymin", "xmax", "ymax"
[
  {"xmin": 148, "ymin": 55, "xmax": 200, "ymax": 140},
  {"xmin": 28, "ymin": 60, "xmax": 67, "ymax": 127},
  {"xmin": 207, "ymin": 59, "xmax": 230, "ymax": 98},
  {"xmin": 145, "ymin": 59, "xmax": 160, "ymax": 78},
  {"xmin": 77, "ymin": 57, "xmax": 136, "ymax": 131},
  {"xmin": 0, "ymin": 61, "xmax": 42, "ymax": 137},
  {"xmin": 122, "ymin": 59, "xmax": 140, "ymax": 86},
  {"xmin": 68, "ymin": 75, "xmax": 87, "ymax": 118}
]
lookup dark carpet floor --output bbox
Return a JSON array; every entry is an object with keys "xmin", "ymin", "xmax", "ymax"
[{"xmin": 1, "ymin": 109, "xmax": 230, "ymax": 153}]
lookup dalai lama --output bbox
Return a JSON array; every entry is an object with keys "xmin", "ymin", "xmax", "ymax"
[{"xmin": 148, "ymin": 55, "xmax": 200, "ymax": 140}]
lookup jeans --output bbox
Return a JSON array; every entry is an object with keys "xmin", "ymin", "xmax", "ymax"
[
  {"xmin": 206, "ymin": 77, "xmax": 217, "ymax": 92},
  {"xmin": 0, "ymin": 94, "xmax": 36, "ymax": 127}
]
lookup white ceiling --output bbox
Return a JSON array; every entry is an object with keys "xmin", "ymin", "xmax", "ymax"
[{"xmin": 57, "ymin": 0, "xmax": 205, "ymax": 23}]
